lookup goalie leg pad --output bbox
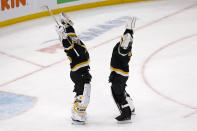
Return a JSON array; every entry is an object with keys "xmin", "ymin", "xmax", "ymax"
[
  {"xmin": 125, "ymin": 93, "xmax": 135, "ymax": 112},
  {"xmin": 82, "ymin": 83, "xmax": 91, "ymax": 106},
  {"xmin": 71, "ymin": 95, "xmax": 87, "ymax": 122},
  {"xmin": 71, "ymin": 83, "xmax": 91, "ymax": 122}
]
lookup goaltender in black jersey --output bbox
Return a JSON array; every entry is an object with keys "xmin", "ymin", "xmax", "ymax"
[
  {"xmin": 109, "ymin": 17, "xmax": 136, "ymax": 122},
  {"xmin": 110, "ymin": 29, "xmax": 133, "ymax": 76},
  {"xmin": 56, "ymin": 12, "xmax": 91, "ymax": 124},
  {"xmin": 62, "ymin": 28, "xmax": 90, "ymax": 72}
]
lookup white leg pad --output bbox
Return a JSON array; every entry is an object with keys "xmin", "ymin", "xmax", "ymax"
[
  {"xmin": 71, "ymin": 83, "xmax": 91, "ymax": 122},
  {"xmin": 126, "ymin": 95, "xmax": 135, "ymax": 112},
  {"xmin": 82, "ymin": 83, "xmax": 91, "ymax": 107}
]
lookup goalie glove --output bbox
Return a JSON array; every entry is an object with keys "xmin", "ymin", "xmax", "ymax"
[
  {"xmin": 120, "ymin": 32, "xmax": 133, "ymax": 49},
  {"xmin": 125, "ymin": 17, "xmax": 136, "ymax": 30},
  {"xmin": 120, "ymin": 17, "xmax": 136, "ymax": 49},
  {"xmin": 55, "ymin": 25, "xmax": 67, "ymax": 42}
]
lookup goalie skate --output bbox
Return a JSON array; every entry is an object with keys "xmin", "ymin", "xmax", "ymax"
[
  {"xmin": 113, "ymin": 92, "xmax": 135, "ymax": 123},
  {"xmin": 71, "ymin": 118, "xmax": 85, "ymax": 125},
  {"xmin": 116, "ymin": 110, "xmax": 136, "ymax": 124}
]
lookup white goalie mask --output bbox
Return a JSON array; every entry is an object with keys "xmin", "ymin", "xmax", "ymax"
[{"xmin": 60, "ymin": 12, "xmax": 73, "ymax": 26}]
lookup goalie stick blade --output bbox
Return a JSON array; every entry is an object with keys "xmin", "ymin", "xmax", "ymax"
[{"xmin": 71, "ymin": 118, "xmax": 86, "ymax": 125}]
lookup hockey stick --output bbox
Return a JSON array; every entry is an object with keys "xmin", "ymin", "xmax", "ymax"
[
  {"xmin": 41, "ymin": 5, "xmax": 60, "ymax": 26},
  {"xmin": 41, "ymin": 5, "xmax": 80, "ymax": 57},
  {"xmin": 132, "ymin": 17, "xmax": 136, "ymax": 29}
]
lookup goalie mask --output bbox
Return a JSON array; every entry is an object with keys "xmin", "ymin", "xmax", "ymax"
[
  {"xmin": 59, "ymin": 13, "xmax": 78, "ymax": 43},
  {"xmin": 60, "ymin": 12, "xmax": 73, "ymax": 26}
]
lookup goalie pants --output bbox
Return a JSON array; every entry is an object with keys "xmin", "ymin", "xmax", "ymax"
[
  {"xmin": 70, "ymin": 66, "xmax": 92, "ymax": 96},
  {"xmin": 109, "ymin": 71, "xmax": 129, "ymax": 106}
]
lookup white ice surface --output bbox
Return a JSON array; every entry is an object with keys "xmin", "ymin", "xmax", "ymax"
[{"xmin": 0, "ymin": 0, "xmax": 197, "ymax": 130}]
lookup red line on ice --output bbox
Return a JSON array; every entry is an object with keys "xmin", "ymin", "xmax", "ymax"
[
  {"xmin": 0, "ymin": 51, "xmax": 45, "ymax": 68},
  {"xmin": 141, "ymin": 34, "xmax": 197, "ymax": 116}
]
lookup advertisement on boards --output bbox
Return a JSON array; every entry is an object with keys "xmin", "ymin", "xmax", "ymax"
[
  {"xmin": 0, "ymin": 0, "xmax": 33, "ymax": 22},
  {"xmin": 57, "ymin": 0, "xmax": 79, "ymax": 4},
  {"xmin": 0, "ymin": 0, "xmax": 131, "ymax": 26},
  {"xmin": 1, "ymin": 0, "xmax": 27, "ymax": 11}
]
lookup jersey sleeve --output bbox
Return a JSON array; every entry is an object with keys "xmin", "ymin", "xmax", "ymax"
[{"xmin": 62, "ymin": 37, "xmax": 74, "ymax": 51}]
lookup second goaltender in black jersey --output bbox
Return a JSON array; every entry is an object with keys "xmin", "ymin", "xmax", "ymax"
[
  {"xmin": 110, "ymin": 29, "xmax": 133, "ymax": 76},
  {"xmin": 110, "ymin": 42, "xmax": 132, "ymax": 77},
  {"xmin": 62, "ymin": 38, "xmax": 90, "ymax": 71}
]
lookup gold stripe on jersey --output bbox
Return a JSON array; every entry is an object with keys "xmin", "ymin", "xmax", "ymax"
[
  {"xmin": 110, "ymin": 66, "xmax": 129, "ymax": 77},
  {"xmin": 67, "ymin": 33, "xmax": 77, "ymax": 37},
  {"xmin": 72, "ymin": 59, "xmax": 90, "ymax": 71},
  {"xmin": 64, "ymin": 44, "xmax": 74, "ymax": 51}
]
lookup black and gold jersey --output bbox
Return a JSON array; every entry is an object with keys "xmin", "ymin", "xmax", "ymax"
[
  {"xmin": 110, "ymin": 29, "xmax": 133, "ymax": 76},
  {"xmin": 62, "ymin": 38, "xmax": 90, "ymax": 71},
  {"xmin": 110, "ymin": 42, "xmax": 132, "ymax": 76}
]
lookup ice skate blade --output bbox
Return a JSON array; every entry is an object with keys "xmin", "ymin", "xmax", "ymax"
[
  {"xmin": 71, "ymin": 118, "xmax": 85, "ymax": 125},
  {"xmin": 117, "ymin": 119, "xmax": 132, "ymax": 124}
]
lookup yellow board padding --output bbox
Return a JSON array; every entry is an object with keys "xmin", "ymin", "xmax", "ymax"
[
  {"xmin": 0, "ymin": 0, "xmax": 152, "ymax": 28},
  {"xmin": 0, "ymin": 11, "xmax": 50, "ymax": 28}
]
